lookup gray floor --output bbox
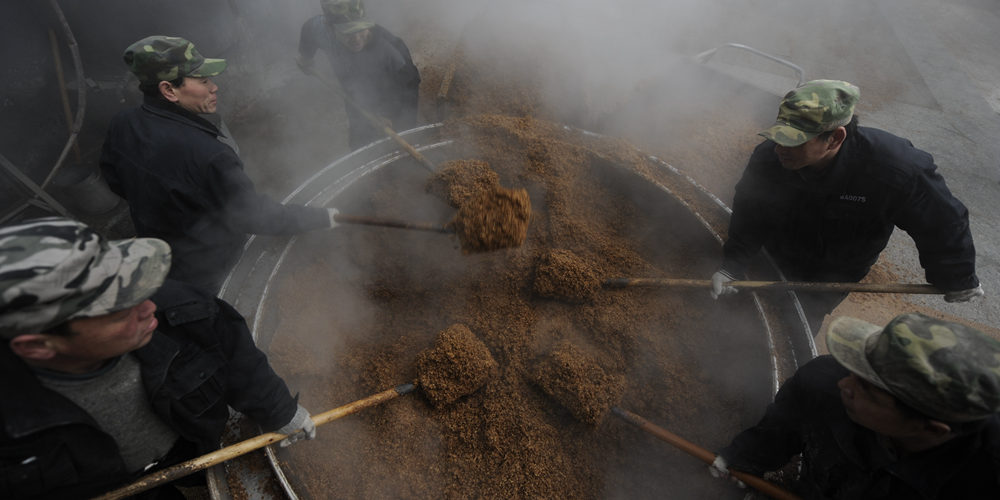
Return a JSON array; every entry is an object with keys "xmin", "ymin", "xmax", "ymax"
[{"xmin": 851, "ymin": 0, "xmax": 1000, "ymax": 330}]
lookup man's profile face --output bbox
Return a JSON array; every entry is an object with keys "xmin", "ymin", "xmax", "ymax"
[
  {"xmin": 773, "ymin": 134, "xmax": 835, "ymax": 171},
  {"xmin": 54, "ymin": 300, "xmax": 159, "ymax": 368},
  {"xmin": 837, "ymin": 372, "xmax": 922, "ymax": 437},
  {"xmin": 169, "ymin": 77, "xmax": 219, "ymax": 114},
  {"xmin": 337, "ymin": 28, "xmax": 372, "ymax": 53}
]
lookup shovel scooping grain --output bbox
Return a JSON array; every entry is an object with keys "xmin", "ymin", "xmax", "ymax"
[
  {"xmin": 415, "ymin": 324, "xmax": 499, "ymax": 407},
  {"xmin": 426, "ymin": 159, "xmax": 501, "ymax": 208},
  {"xmin": 529, "ymin": 340, "xmax": 626, "ymax": 425},
  {"xmin": 532, "ymin": 249, "xmax": 602, "ymax": 303},
  {"xmin": 447, "ymin": 185, "xmax": 531, "ymax": 253}
]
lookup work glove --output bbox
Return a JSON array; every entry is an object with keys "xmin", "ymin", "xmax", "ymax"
[
  {"xmin": 711, "ymin": 269, "xmax": 739, "ymax": 299},
  {"xmin": 327, "ymin": 208, "xmax": 340, "ymax": 228},
  {"xmin": 277, "ymin": 404, "xmax": 316, "ymax": 447},
  {"xmin": 295, "ymin": 55, "xmax": 315, "ymax": 75},
  {"xmin": 944, "ymin": 284, "xmax": 985, "ymax": 303},
  {"xmin": 708, "ymin": 455, "xmax": 746, "ymax": 488}
]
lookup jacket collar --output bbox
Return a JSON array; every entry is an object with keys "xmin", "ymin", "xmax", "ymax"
[
  {"xmin": 132, "ymin": 330, "xmax": 180, "ymax": 395},
  {"xmin": 141, "ymin": 95, "xmax": 222, "ymax": 138}
]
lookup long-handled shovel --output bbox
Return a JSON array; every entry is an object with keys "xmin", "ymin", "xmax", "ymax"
[
  {"xmin": 334, "ymin": 213, "xmax": 453, "ymax": 234},
  {"xmin": 528, "ymin": 342, "xmax": 800, "ymax": 500},
  {"xmin": 94, "ymin": 325, "xmax": 500, "ymax": 499},
  {"xmin": 307, "ymin": 70, "xmax": 438, "ymax": 173},
  {"xmin": 92, "ymin": 384, "xmax": 416, "ymax": 500},
  {"xmin": 602, "ymin": 277, "xmax": 940, "ymax": 294},
  {"xmin": 612, "ymin": 407, "xmax": 801, "ymax": 500}
]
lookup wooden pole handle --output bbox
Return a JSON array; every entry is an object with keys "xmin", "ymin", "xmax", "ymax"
[
  {"xmin": 92, "ymin": 384, "xmax": 416, "ymax": 500},
  {"xmin": 611, "ymin": 407, "xmax": 801, "ymax": 500},
  {"xmin": 310, "ymin": 72, "xmax": 437, "ymax": 173},
  {"xmin": 602, "ymin": 278, "xmax": 940, "ymax": 295},
  {"xmin": 333, "ymin": 213, "xmax": 453, "ymax": 234}
]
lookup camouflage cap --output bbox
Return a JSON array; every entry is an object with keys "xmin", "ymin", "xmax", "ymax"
[
  {"xmin": 333, "ymin": 19, "xmax": 375, "ymax": 36},
  {"xmin": 321, "ymin": 0, "xmax": 366, "ymax": 23},
  {"xmin": 827, "ymin": 313, "xmax": 1000, "ymax": 423},
  {"xmin": 123, "ymin": 36, "xmax": 227, "ymax": 86},
  {"xmin": 0, "ymin": 218, "xmax": 171, "ymax": 339},
  {"xmin": 760, "ymin": 79, "xmax": 860, "ymax": 147}
]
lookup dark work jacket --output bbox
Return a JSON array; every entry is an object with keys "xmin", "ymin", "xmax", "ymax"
[
  {"xmin": 719, "ymin": 356, "xmax": 1000, "ymax": 499},
  {"xmin": 0, "ymin": 281, "xmax": 297, "ymax": 499},
  {"xmin": 100, "ymin": 97, "xmax": 330, "ymax": 292},
  {"xmin": 721, "ymin": 127, "xmax": 978, "ymax": 291},
  {"xmin": 298, "ymin": 17, "xmax": 421, "ymax": 147}
]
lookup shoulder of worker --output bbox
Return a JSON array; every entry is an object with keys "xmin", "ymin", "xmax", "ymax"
[
  {"xmin": 736, "ymin": 139, "xmax": 792, "ymax": 187},
  {"xmin": 780, "ymin": 355, "xmax": 849, "ymax": 397},
  {"xmin": 300, "ymin": 14, "xmax": 329, "ymax": 37},
  {"xmin": 793, "ymin": 355, "xmax": 848, "ymax": 380},
  {"xmin": 151, "ymin": 279, "xmax": 220, "ymax": 327},
  {"xmin": 845, "ymin": 126, "xmax": 938, "ymax": 185}
]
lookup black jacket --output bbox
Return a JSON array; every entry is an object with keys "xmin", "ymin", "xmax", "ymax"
[
  {"xmin": 720, "ymin": 356, "xmax": 1000, "ymax": 499},
  {"xmin": 298, "ymin": 17, "xmax": 421, "ymax": 147},
  {"xmin": 722, "ymin": 127, "xmax": 978, "ymax": 291},
  {"xmin": 100, "ymin": 97, "xmax": 330, "ymax": 292},
  {"xmin": 0, "ymin": 281, "xmax": 297, "ymax": 499}
]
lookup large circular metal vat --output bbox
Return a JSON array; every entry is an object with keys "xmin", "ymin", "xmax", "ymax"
[{"xmin": 211, "ymin": 119, "xmax": 815, "ymax": 499}]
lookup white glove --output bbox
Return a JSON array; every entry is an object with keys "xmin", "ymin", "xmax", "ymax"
[
  {"xmin": 711, "ymin": 270, "xmax": 739, "ymax": 299},
  {"xmin": 944, "ymin": 284, "xmax": 984, "ymax": 303},
  {"xmin": 708, "ymin": 455, "xmax": 746, "ymax": 488},
  {"xmin": 277, "ymin": 404, "xmax": 316, "ymax": 447},
  {"xmin": 327, "ymin": 208, "xmax": 340, "ymax": 228}
]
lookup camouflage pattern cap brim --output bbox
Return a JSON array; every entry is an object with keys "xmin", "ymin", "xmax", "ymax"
[
  {"xmin": 826, "ymin": 316, "xmax": 889, "ymax": 390},
  {"xmin": 334, "ymin": 20, "xmax": 375, "ymax": 35},
  {"xmin": 759, "ymin": 123, "xmax": 819, "ymax": 147},
  {"xmin": 0, "ymin": 218, "xmax": 171, "ymax": 338},
  {"xmin": 760, "ymin": 79, "xmax": 860, "ymax": 147},
  {"xmin": 188, "ymin": 57, "xmax": 227, "ymax": 78}
]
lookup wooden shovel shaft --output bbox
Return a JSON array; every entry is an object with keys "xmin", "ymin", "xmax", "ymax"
[
  {"xmin": 311, "ymin": 72, "xmax": 437, "ymax": 173},
  {"xmin": 334, "ymin": 213, "xmax": 453, "ymax": 234},
  {"xmin": 93, "ymin": 383, "xmax": 416, "ymax": 500},
  {"xmin": 611, "ymin": 407, "xmax": 801, "ymax": 500},
  {"xmin": 602, "ymin": 278, "xmax": 940, "ymax": 295}
]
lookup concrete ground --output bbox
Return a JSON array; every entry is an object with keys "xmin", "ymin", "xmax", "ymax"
[{"xmin": 811, "ymin": 0, "xmax": 1000, "ymax": 345}]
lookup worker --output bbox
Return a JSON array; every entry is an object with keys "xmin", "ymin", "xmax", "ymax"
[
  {"xmin": 710, "ymin": 312, "xmax": 1000, "ymax": 498},
  {"xmin": 0, "ymin": 217, "xmax": 316, "ymax": 499},
  {"xmin": 100, "ymin": 35, "xmax": 339, "ymax": 294},
  {"xmin": 710, "ymin": 79, "xmax": 983, "ymax": 335},
  {"xmin": 297, "ymin": 0, "xmax": 421, "ymax": 150}
]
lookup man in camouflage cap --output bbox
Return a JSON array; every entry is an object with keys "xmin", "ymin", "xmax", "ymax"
[
  {"xmin": 0, "ymin": 218, "xmax": 315, "ymax": 499},
  {"xmin": 709, "ymin": 312, "xmax": 1000, "ymax": 498},
  {"xmin": 297, "ymin": 0, "xmax": 421, "ymax": 149},
  {"xmin": 101, "ymin": 36, "xmax": 339, "ymax": 293},
  {"xmin": 709, "ymin": 79, "xmax": 983, "ymax": 336},
  {"xmin": 123, "ymin": 35, "xmax": 227, "ymax": 93}
]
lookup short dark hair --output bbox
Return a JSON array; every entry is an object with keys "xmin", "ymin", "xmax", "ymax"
[
  {"xmin": 139, "ymin": 75, "xmax": 186, "ymax": 97},
  {"xmin": 817, "ymin": 115, "xmax": 858, "ymax": 141}
]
